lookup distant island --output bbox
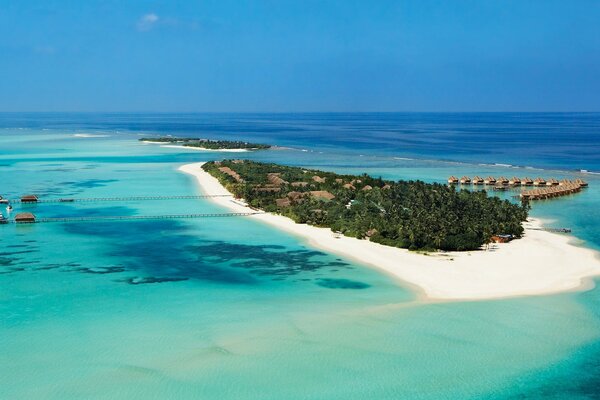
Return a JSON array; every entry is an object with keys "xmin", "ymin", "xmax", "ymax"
[
  {"xmin": 201, "ymin": 160, "xmax": 528, "ymax": 251},
  {"xmin": 139, "ymin": 137, "xmax": 271, "ymax": 150}
]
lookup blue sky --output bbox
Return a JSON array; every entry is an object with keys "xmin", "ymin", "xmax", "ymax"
[{"xmin": 0, "ymin": 0, "xmax": 599, "ymax": 112}]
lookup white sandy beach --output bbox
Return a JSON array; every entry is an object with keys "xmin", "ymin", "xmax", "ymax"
[
  {"xmin": 179, "ymin": 162, "xmax": 600, "ymax": 301},
  {"xmin": 142, "ymin": 141, "xmax": 249, "ymax": 152}
]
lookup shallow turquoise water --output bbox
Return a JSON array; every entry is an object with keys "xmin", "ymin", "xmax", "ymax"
[{"xmin": 2, "ymin": 119, "xmax": 600, "ymax": 399}]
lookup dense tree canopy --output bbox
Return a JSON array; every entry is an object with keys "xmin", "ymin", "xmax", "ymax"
[
  {"xmin": 203, "ymin": 160, "xmax": 528, "ymax": 251},
  {"xmin": 140, "ymin": 137, "xmax": 270, "ymax": 150}
]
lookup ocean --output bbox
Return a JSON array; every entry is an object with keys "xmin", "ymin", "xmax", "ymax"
[{"xmin": 1, "ymin": 113, "xmax": 600, "ymax": 399}]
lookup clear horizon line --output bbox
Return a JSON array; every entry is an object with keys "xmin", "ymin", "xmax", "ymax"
[{"xmin": 1, "ymin": 110, "xmax": 599, "ymax": 114}]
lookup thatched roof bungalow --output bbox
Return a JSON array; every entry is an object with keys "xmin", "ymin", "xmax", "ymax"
[
  {"xmin": 291, "ymin": 181, "xmax": 309, "ymax": 187},
  {"xmin": 460, "ymin": 176, "xmax": 471, "ymax": 184},
  {"xmin": 575, "ymin": 179, "xmax": 588, "ymax": 187},
  {"xmin": 472, "ymin": 176, "xmax": 484, "ymax": 185},
  {"xmin": 447, "ymin": 176, "xmax": 459, "ymax": 184},
  {"xmin": 275, "ymin": 198, "xmax": 291, "ymax": 207},
  {"xmin": 218, "ymin": 167, "xmax": 244, "ymax": 183},
  {"xmin": 312, "ymin": 176, "xmax": 326, "ymax": 183},
  {"xmin": 343, "ymin": 183, "xmax": 355, "ymax": 190},
  {"xmin": 497, "ymin": 176, "xmax": 509, "ymax": 185},
  {"xmin": 509, "ymin": 177, "xmax": 521, "ymax": 185},
  {"xmin": 521, "ymin": 177, "xmax": 534, "ymax": 186},
  {"xmin": 484, "ymin": 176, "xmax": 496, "ymax": 185},
  {"xmin": 267, "ymin": 173, "xmax": 288, "ymax": 186},
  {"xmin": 533, "ymin": 177, "xmax": 546, "ymax": 186},
  {"xmin": 361, "ymin": 185, "xmax": 373, "ymax": 191},
  {"xmin": 309, "ymin": 191, "xmax": 335, "ymax": 201}
]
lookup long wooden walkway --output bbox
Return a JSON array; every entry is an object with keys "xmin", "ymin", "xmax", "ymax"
[
  {"xmin": 5, "ymin": 212, "xmax": 262, "ymax": 224},
  {"xmin": 10, "ymin": 195, "xmax": 232, "ymax": 204}
]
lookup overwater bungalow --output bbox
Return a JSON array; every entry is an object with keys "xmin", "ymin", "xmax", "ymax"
[
  {"xmin": 546, "ymin": 178, "xmax": 559, "ymax": 186},
  {"xmin": 509, "ymin": 177, "xmax": 521, "ymax": 185},
  {"xmin": 497, "ymin": 176, "xmax": 509, "ymax": 185},
  {"xmin": 20, "ymin": 194, "xmax": 38, "ymax": 203},
  {"xmin": 484, "ymin": 176, "xmax": 496, "ymax": 185},
  {"xmin": 460, "ymin": 176, "xmax": 471, "ymax": 184},
  {"xmin": 559, "ymin": 179, "xmax": 572, "ymax": 186},
  {"xmin": 575, "ymin": 179, "xmax": 588, "ymax": 187},
  {"xmin": 447, "ymin": 176, "xmax": 459, "ymax": 184},
  {"xmin": 15, "ymin": 212, "xmax": 36, "ymax": 223},
  {"xmin": 472, "ymin": 176, "xmax": 484, "ymax": 185},
  {"xmin": 533, "ymin": 177, "xmax": 546, "ymax": 186},
  {"xmin": 521, "ymin": 177, "xmax": 534, "ymax": 186}
]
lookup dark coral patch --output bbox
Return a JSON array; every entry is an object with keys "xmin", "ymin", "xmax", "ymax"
[{"xmin": 316, "ymin": 278, "xmax": 370, "ymax": 289}]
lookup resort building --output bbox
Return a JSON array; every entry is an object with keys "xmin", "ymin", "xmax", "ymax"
[
  {"xmin": 309, "ymin": 191, "xmax": 336, "ymax": 200},
  {"xmin": 491, "ymin": 234, "xmax": 513, "ymax": 243},
  {"xmin": 447, "ymin": 176, "xmax": 459, "ymax": 184},
  {"xmin": 20, "ymin": 194, "xmax": 38, "ymax": 203},
  {"xmin": 267, "ymin": 173, "xmax": 288, "ymax": 186},
  {"xmin": 509, "ymin": 177, "xmax": 521, "ymax": 185},
  {"xmin": 533, "ymin": 177, "xmax": 546, "ymax": 186},
  {"xmin": 472, "ymin": 176, "xmax": 484, "ymax": 185},
  {"xmin": 521, "ymin": 177, "xmax": 534, "ymax": 186},
  {"xmin": 484, "ymin": 176, "xmax": 496, "ymax": 185},
  {"xmin": 15, "ymin": 212, "xmax": 36, "ymax": 223},
  {"xmin": 218, "ymin": 167, "xmax": 244, "ymax": 183},
  {"xmin": 460, "ymin": 176, "xmax": 471, "ymax": 184},
  {"xmin": 575, "ymin": 179, "xmax": 588, "ymax": 187},
  {"xmin": 291, "ymin": 181, "xmax": 309, "ymax": 187},
  {"xmin": 497, "ymin": 176, "xmax": 509, "ymax": 185}
]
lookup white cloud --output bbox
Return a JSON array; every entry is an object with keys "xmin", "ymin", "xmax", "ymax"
[{"xmin": 137, "ymin": 13, "xmax": 159, "ymax": 31}]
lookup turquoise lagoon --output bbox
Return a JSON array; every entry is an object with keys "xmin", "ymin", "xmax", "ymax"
[{"xmin": 2, "ymin": 114, "xmax": 600, "ymax": 399}]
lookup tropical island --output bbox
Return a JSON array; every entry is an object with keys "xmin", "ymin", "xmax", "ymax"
[
  {"xmin": 201, "ymin": 160, "xmax": 528, "ymax": 251},
  {"xmin": 179, "ymin": 161, "xmax": 600, "ymax": 300},
  {"xmin": 139, "ymin": 137, "xmax": 271, "ymax": 150}
]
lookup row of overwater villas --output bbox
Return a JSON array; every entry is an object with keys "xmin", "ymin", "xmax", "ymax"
[
  {"xmin": 520, "ymin": 182, "xmax": 584, "ymax": 200},
  {"xmin": 447, "ymin": 176, "xmax": 588, "ymax": 187}
]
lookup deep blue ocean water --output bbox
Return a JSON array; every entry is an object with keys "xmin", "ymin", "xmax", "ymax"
[{"xmin": 1, "ymin": 113, "xmax": 599, "ymax": 399}]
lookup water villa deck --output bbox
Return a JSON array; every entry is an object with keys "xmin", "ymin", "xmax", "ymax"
[{"xmin": 447, "ymin": 176, "xmax": 588, "ymax": 201}]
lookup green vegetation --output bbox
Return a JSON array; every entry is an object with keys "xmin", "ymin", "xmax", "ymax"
[
  {"xmin": 139, "ymin": 137, "xmax": 270, "ymax": 150},
  {"xmin": 203, "ymin": 160, "xmax": 529, "ymax": 251}
]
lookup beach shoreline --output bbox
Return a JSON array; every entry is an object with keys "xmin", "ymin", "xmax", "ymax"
[{"xmin": 179, "ymin": 162, "xmax": 600, "ymax": 301}]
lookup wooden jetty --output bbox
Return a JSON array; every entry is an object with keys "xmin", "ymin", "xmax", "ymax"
[
  {"xmin": 529, "ymin": 227, "xmax": 572, "ymax": 233},
  {"xmin": 7, "ymin": 194, "xmax": 233, "ymax": 204},
  {"xmin": 4, "ymin": 212, "xmax": 262, "ymax": 224}
]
